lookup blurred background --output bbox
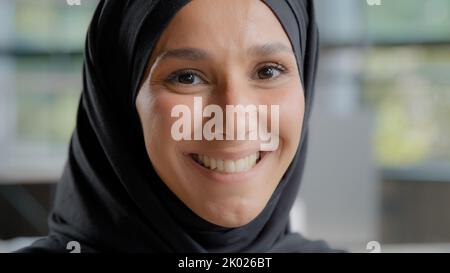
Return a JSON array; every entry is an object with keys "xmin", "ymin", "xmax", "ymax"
[{"xmin": 0, "ymin": 0, "xmax": 449, "ymax": 252}]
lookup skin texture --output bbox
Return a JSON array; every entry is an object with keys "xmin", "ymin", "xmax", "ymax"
[{"xmin": 136, "ymin": 0, "xmax": 305, "ymax": 228}]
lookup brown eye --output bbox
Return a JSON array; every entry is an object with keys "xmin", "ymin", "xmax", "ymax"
[
  {"xmin": 256, "ymin": 65, "xmax": 285, "ymax": 80},
  {"xmin": 167, "ymin": 70, "xmax": 205, "ymax": 85},
  {"xmin": 178, "ymin": 73, "xmax": 195, "ymax": 84}
]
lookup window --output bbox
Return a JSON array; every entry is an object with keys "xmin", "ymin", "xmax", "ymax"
[
  {"xmin": 316, "ymin": 0, "xmax": 450, "ymax": 167},
  {"xmin": 0, "ymin": 0, "xmax": 98, "ymax": 181}
]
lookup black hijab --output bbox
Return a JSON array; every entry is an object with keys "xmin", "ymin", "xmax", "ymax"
[{"xmin": 19, "ymin": 0, "xmax": 336, "ymax": 253}]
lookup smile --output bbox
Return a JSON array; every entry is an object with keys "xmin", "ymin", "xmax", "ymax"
[{"xmin": 191, "ymin": 152, "xmax": 261, "ymax": 173}]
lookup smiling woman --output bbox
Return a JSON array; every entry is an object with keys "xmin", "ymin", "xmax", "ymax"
[
  {"xmin": 16, "ymin": 0, "xmax": 340, "ymax": 253},
  {"xmin": 136, "ymin": 0, "xmax": 305, "ymax": 230}
]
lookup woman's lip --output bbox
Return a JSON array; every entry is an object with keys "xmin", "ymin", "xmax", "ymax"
[{"xmin": 183, "ymin": 151, "xmax": 271, "ymax": 184}]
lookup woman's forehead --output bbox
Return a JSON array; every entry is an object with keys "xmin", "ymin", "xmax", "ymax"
[{"xmin": 150, "ymin": 0, "xmax": 293, "ymax": 61}]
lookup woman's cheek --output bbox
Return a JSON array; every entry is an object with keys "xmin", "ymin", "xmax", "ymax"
[
  {"xmin": 269, "ymin": 87, "xmax": 304, "ymax": 145},
  {"xmin": 144, "ymin": 91, "xmax": 183, "ymax": 142},
  {"xmin": 136, "ymin": 89, "xmax": 174, "ymax": 160}
]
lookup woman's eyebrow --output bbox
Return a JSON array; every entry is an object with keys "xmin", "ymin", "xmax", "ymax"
[
  {"xmin": 156, "ymin": 48, "xmax": 209, "ymax": 62},
  {"xmin": 155, "ymin": 42, "xmax": 294, "ymax": 63},
  {"xmin": 247, "ymin": 42, "xmax": 294, "ymax": 57}
]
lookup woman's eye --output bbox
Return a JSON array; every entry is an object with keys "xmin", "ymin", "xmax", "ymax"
[
  {"xmin": 167, "ymin": 71, "xmax": 205, "ymax": 85},
  {"xmin": 256, "ymin": 65, "xmax": 286, "ymax": 80}
]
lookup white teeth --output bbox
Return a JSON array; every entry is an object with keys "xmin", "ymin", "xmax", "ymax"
[
  {"xmin": 210, "ymin": 158, "xmax": 217, "ymax": 169},
  {"xmin": 203, "ymin": 156, "xmax": 210, "ymax": 167},
  {"xmin": 193, "ymin": 152, "xmax": 261, "ymax": 173},
  {"xmin": 235, "ymin": 158, "xmax": 245, "ymax": 172},
  {"xmin": 216, "ymin": 159, "xmax": 224, "ymax": 172},
  {"xmin": 224, "ymin": 160, "xmax": 235, "ymax": 173}
]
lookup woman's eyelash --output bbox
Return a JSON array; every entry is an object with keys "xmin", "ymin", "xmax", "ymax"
[
  {"xmin": 261, "ymin": 63, "xmax": 287, "ymax": 71},
  {"xmin": 253, "ymin": 63, "xmax": 289, "ymax": 80}
]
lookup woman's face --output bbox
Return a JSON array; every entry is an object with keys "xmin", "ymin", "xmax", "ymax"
[{"xmin": 136, "ymin": 0, "xmax": 304, "ymax": 228}]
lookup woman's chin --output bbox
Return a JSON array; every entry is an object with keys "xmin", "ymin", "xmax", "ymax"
[
  {"xmin": 198, "ymin": 205, "xmax": 262, "ymax": 228},
  {"xmin": 187, "ymin": 195, "xmax": 266, "ymax": 228},
  {"xmin": 172, "ymin": 148, "xmax": 283, "ymax": 228}
]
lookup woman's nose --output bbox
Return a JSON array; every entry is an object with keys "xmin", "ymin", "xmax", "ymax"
[{"xmin": 211, "ymin": 78, "xmax": 256, "ymax": 140}]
